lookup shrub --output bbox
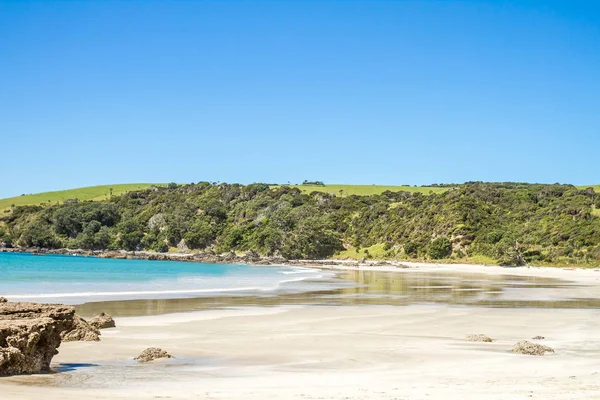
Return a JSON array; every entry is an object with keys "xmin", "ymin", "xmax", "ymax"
[
  {"xmin": 404, "ymin": 242, "xmax": 418, "ymax": 256},
  {"xmin": 428, "ymin": 237, "xmax": 452, "ymax": 259}
]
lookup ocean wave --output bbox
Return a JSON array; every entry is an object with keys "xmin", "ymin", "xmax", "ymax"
[
  {"xmin": 6, "ymin": 286, "xmax": 265, "ymax": 299},
  {"xmin": 280, "ymin": 267, "xmax": 317, "ymax": 274}
]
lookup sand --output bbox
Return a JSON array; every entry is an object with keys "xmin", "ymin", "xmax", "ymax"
[{"xmin": 1, "ymin": 263, "xmax": 600, "ymax": 399}]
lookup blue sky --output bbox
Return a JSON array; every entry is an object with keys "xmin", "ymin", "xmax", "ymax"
[{"xmin": 1, "ymin": 1, "xmax": 599, "ymax": 198}]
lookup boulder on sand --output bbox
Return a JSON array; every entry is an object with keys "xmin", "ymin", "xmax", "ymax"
[
  {"xmin": 61, "ymin": 315, "xmax": 100, "ymax": 342},
  {"xmin": 466, "ymin": 334, "xmax": 494, "ymax": 343},
  {"xmin": 0, "ymin": 302, "xmax": 75, "ymax": 376},
  {"xmin": 512, "ymin": 340, "xmax": 555, "ymax": 356},
  {"xmin": 89, "ymin": 312, "xmax": 116, "ymax": 329},
  {"xmin": 134, "ymin": 347, "xmax": 173, "ymax": 363}
]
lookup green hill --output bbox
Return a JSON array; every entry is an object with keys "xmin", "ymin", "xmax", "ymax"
[
  {"xmin": 1, "ymin": 182, "xmax": 597, "ymax": 213},
  {"xmin": 0, "ymin": 184, "xmax": 161, "ymax": 212},
  {"xmin": 2, "ymin": 181, "xmax": 600, "ymax": 267}
]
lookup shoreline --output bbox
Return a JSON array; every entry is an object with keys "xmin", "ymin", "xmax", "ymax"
[
  {"xmin": 3, "ymin": 246, "xmax": 600, "ymax": 270},
  {"xmin": 3, "ymin": 248, "xmax": 600, "ymax": 311}
]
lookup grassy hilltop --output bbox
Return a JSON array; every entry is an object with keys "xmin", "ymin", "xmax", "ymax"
[
  {"xmin": 0, "ymin": 184, "xmax": 160, "ymax": 212},
  {"xmin": 272, "ymin": 184, "xmax": 449, "ymax": 196}
]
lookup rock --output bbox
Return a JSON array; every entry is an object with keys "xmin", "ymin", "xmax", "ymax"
[
  {"xmin": 148, "ymin": 213, "xmax": 167, "ymax": 230},
  {"xmin": 134, "ymin": 347, "xmax": 173, "ymax": 363},
  {"xmin": 176, "ymin": 239, "xmax": 189, "ymax": 253},
  {"xmin": 60, "ymin": 315, "xmax": 100, "ymax": 342},
  {"xmin": 89, "ymin": 313, "xmax": 116, "ymax": 329},
  {"xmin": 0, "ymin": 298, "xmax": 7, "ymax": 303},
  {"xmin": 220, "ymin": 251, "xmax": 237, "ymax": 262},
  {"xmin": 512, "ymin": 340, "xmax": 555, "ymax": 356},
  {"xmin": 466, "ymin": 334, "xmax": 493, "ymax": 343},
  {"xmin": 0, "ymin": 302, "xmax": 75, "ymax": 375},
  {"xmin": 532, "ymin": 335, "xmax": 545, "ymax": 340},
  {"xmin": 243, "ymin": 250, "xmax": 261, "ymax": 262}
]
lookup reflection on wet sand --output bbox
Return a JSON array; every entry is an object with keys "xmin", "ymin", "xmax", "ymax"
[{"xmin": 75, "ymin": 269, "xmax": 600, "ymax": 317}]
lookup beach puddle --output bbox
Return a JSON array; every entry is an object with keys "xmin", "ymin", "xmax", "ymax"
[
  {"xmin": 74, "ymin": 269, "xmax": 600, "ymax": 317},
  {"xmin": 4, "ymin": 357, "xmax": 227, "ymax": 389}
]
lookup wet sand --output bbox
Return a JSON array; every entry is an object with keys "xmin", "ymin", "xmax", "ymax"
[
  {"xmin": 2, "ymin": 263, "xmax": 600, "ymax": 399},
  {"xmin": 72, "ymin": 263, "xmax": 600, "ymax": 317}
]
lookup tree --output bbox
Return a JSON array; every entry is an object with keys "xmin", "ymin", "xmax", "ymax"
[
  {"xmin": 404, "ymin": 242, "xmax": 418, "ymax": 257},
  {"xmin": 19, "ymin": 221, "xmax": 62, "ymax": 248},
  {"xmin": 428, "ymin": 237, "xmax": 452, "ymax": 259},
  {"xmin": 184, "ymin": 219, "xmax": 214, "ymax": 249}
]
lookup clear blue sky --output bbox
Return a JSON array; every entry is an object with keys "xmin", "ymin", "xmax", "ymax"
[{"xmin": 1, "ymin": 1, "xmax": 599, "ymax": 198}]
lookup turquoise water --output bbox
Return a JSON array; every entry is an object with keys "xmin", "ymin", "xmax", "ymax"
[{"xmin": 0, "ymin": 253, "xmax": 327, "ymax": 304}]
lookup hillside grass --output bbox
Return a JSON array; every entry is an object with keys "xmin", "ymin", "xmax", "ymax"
[
  {"xmin": 0, "ymin": 184, "xmax": 161, "ymax": 212},
  {"xmin": 2, "ymin": 183, "xmax": 598, "ymax": 213},
  {"xmin": 578, "ymin": 185, "xmax": 600, "ymax": 192},
  {"xmin": 271, "ymin": 184, "xmax": 449, "ymax": 196}
]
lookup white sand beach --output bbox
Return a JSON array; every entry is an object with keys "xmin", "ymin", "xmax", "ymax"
[{"xmin": 2, "ymin": 263, "xmax": 600, "ymax": 399}]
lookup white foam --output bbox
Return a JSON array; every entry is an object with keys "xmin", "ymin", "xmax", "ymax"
[{"xmin": 6, "ymin": 286, "xmax": 263, "ymax": 300}]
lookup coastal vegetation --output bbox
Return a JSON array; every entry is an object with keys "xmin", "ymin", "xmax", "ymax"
[
  {"xmin": 3, "ymin": 182, "xmax": 595, "ymax": 211},
  {"xmin": 1, "ymin": 182, "xmax": 600, "ymax": 267}
]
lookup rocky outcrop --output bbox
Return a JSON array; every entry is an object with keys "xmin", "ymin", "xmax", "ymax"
[
  {"xmin": 466, "ymin": 334, "xmax": 493, "ymax": 343},
  {"xmin": 134, "ymin": 347, "xmax": 173, "ymax": 363},
  {"xmin": 242, "ymin": 250, "xmax": 261, "ymax": 263},
  {"xmin": 89, "ymin": 313, "xmax": 116, "ymax": 329},
  {"xmin": 0, "ymin": 302, "xmax": 75, "ymax": 375},
  {"xmin": 0, "ymin": 297, "xmax": 7, "ymax": 303},
  {"xmin": 60, "ymin": 315, "xmax": 100, "ymax": 342},
  {"xmin": 176, "ymin": 239, "xmax": 189, "ymax": 253},
  {"xmin": 512, "ymin": 340, "xmax": 555, "ymax": 356}
]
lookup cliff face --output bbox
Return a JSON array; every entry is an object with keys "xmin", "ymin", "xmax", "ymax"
[{"xmin": 0, "ymin": 302, "xmax": 75, "ymax": 376}]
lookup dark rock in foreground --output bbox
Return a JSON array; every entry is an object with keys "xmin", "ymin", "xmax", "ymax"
[
  {"xmin": 513, "ymin": 340, "xmax": 555, "ymax": 356},
  {"xmin": 89, "ymin": 312, "xmax": 116, "ymax": 330},
  {"xmin": 134, "ymin": 347, "xmax": 173, "ymax": 363},
  {"xmin": 61, "ymin": 315, "xmax": 100, "ymax": 342},
  {"xmin": 0, "ymin": 302, "xmax": 75, "ymax": 375},
  {"xmin": 466, "ymin": 334, "xmax": 493, "ymax": 343}
]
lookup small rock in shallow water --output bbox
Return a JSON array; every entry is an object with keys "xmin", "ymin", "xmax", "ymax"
[
  {"xmin": 135, "ymin": 347, "xmax": 173, "ymax": 363},
  {"xmin": 532, "ymin": 335, "xmax": 545, "ymax": 340},
  {"xmin": 513, "ymin": 340, "xmax": 554, "ymax": 356},
  {"xmin": 89, "ymin": 312, "xmax": 116, "ymax": 329},
  {"xmin": 466, "ymin": 334, "xmax": 493, "ymax": 342}
]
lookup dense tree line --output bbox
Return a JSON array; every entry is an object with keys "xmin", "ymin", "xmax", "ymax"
[{"xmin": 1, "ymin": 182, "xmax": 599, "ymax": 266}]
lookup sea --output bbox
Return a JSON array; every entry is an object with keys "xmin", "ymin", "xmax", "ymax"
[{"xmin": 0, "ymin": 252, "xmax": 334, "ymax": 304}]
